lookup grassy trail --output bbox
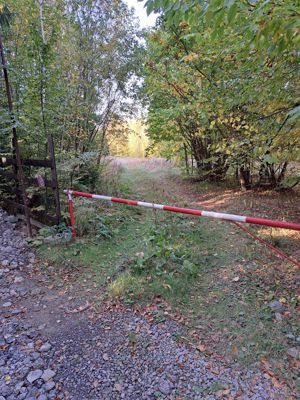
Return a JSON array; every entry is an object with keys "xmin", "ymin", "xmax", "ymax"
[{"xmin": 39, "ymin": 159, "xmax": 299, "ymax": 387}]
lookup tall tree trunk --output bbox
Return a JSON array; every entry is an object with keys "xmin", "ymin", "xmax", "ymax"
[
  {"xmin": 183, "ymin": 143, "xmax": 189, "ymax": 174},
  {"xmin": 39, "ymin": 0, "xmax": 47, "ymax": 145},
  {"xmin": 239, "ymin": 166, "xmax": 251, "ymax": 190}
]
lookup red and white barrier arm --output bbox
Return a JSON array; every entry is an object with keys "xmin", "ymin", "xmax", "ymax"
[{"xmin": 64, "ymin": 190, "xmax": 300, "ymax": 238}]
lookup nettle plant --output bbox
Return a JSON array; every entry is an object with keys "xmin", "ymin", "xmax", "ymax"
[{"xmin": 131, "ymin": 224, "xmax": 197, "ymax": 278}]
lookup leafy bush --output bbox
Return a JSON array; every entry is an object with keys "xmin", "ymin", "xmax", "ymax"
[
  {"xmin": 39, "ymin": 223, "xmax": 72, "ymax": 237},
  {"xmin": 57, "ymin": 152, "xmax": 101, "ymax": 193},
  {"xmin": 130, "ymin": 224, "xmax": 198, "ymax": 280},
  {"xmin": 73, "ymin": 204, "xmax": 114, "ymax": 239}
]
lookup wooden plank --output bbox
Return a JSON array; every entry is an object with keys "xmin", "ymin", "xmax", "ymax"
[
  {"xmin": 0, "ymin": 157, "xmax": 52, "ymax": 168},
  {"xmin": 0, "ymin": 169, "xmax": 56, "ymax": 188},
  {"xmin": 17, "ymin": 214, "xmax": 47, "ymax": 229},
  {"xmin": 2, "ymin": 199, "xmax": 58, "ymax": 224}
]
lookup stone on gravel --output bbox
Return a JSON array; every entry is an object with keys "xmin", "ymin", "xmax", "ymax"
[
  {"xmin": 285, "ymin": 333, "xmax": 295, "ymax": 340},
  {"xmin": 37, "ymin": 395, "xmax": 47, "ymax": 400},
  {"xmin": 44, "ymin": 381, "xmax": 55, "ymax": 391},
  {"xmin": 27, "ymin": 369, "xmax": 43, "ymax": 383},
  {"xmin": 287, "ymin": 347, "xmax": 299, "ymax": 359},
  {"xmin": 4, "ymin": 334, "xmax": 15, "ymax": 344},
  {"xmin": 5, "ymin": 215, "xmax": 18, "ymax": 223},
  {"xmin": 14, "ymin": 276, "xmax": 24, "ymax": 283},
  {"xmin": 275, "ymin": 312, "xmax": 282, "ymax": 322},
  {"xmin": 39, "ymin": 342, "xmax": 52, "ymax": 352},
  {"xmin": 41, "ymin": 369, "xmax": 56, "ymax": 382},
  {"xmin": 158, "ymin": 378, "xmax": 173, "ymax": 395},
  {"xmin": 268, "ymin": 300, "xmax": 285, "ymax": 313}
]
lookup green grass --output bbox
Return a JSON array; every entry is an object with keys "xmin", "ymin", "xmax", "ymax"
[{"xmin": 38, "ymin": 162, "xmax": 299, "ymax": 385}]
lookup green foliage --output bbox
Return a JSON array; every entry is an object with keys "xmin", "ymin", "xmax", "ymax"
[
  {"xmin": 39, "ymin": 222, "xmax": 71, "ymax": 238},
  {"xmin": 26, "ymin": 223, "xmax": 72, "ymax": 247},
  {"xmin": 73, "ymin": 206, "xmax": 114, "ymax": 238},
  {"xmin": 143, "ymin": 0, "xmax": 300, "ymax": 55},
  {"xmin": 93, "ymin": 216, "xmax": 113, "ymax": 239},
  {"xmin": 130, "ymin": 223, "xmax": 198, "ymax": 282},
  {"xmin": 142, "ymin": 0, "xmax": 300, "ymax": 189},
  {"xmin": 1, "ymin": 0, "xmax": 142, "ymax": 191}
]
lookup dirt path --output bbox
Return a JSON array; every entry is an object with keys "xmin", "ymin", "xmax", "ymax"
[
  {"xmin": 115, "ymin": 157, "xmax": 300, "ymax": 220},
  {"xmin": 1, "ymin": 158, "xmax": 298, "ymax": 400},
  {"xmin": 116, "ymin": 157, "xmax": 300, "ymax": 257}
]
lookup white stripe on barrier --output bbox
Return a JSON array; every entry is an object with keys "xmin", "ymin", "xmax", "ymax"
[
  {"xmin": 92, "ymin": 194, "xmax": 112, "ymax": 201},
  {"xmin": 137, "ymin": 201, "xmax": 164, "ymax": 209},
  {"xmin": 201, "ymin": 211, "xmax": 246, "ymax": 222}
]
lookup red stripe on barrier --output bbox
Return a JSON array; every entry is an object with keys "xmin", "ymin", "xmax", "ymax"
[
  {"xmin": 68, "ymin": 196, "xmax": 76, "ymax": 239},
  {"xmin": 111, "ymin": 197, "xmax": 138, "ymax": 206},
  {"xmin": 71, "ymin": 191, "xmax": 93, "ymax": 198},
  {"xmin": 163, "ymin": 205, "xmax": 202, "ymax": 216},
  {"xmin": 245, "ymin": 217, "xmax": 300, "ymax": 231}
]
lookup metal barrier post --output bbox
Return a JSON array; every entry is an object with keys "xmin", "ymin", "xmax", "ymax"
[{"xmin": 67, "ymin": 191, "xmax": 76, "ymax": 239}]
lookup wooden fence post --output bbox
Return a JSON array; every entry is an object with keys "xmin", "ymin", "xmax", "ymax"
[{"xmin": 47, "ymin": 135, "xmax": 61, "ymax": 225}]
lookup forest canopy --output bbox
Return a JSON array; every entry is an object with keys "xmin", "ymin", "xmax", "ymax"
[{"xmin": 0, "ymin": 0, "xmax": 299, "ymax": 192}]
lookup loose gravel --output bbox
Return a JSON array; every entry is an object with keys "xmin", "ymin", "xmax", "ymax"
[
  {"xmin": 0, "ymin": 208, "xmax": 295, "ymax": 399},
  {"xmin": 0, "ymin": 209, "xmax": 63, "ymax": 400},
  {"xmin": 52, "ymin": 312, "xmax": 293, "ymax": 400}
]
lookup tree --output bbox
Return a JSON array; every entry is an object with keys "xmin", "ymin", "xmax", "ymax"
[
  {"xmin": 141, "ymin": 2, "xmax": 300, "ymax": 188},
  {"xmin": 1, "ymin": 0, "xmax": 142, "ymax": 189}
]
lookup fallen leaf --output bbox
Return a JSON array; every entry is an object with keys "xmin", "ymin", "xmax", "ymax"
[
  {"xmin": 162, "ymin": 283, "xmax": 171, "ymax": 289},
  {"xmin": 279, "ymin": 297, "xmax": 287, "ymax": 303},
  {"xmin": 196, "ymin": 343, "xmax": 206, "ymax": 352},
  {"xmin": 114, "ymin": 383, "xmax": 123, "ymax": 392},
  {"xmin": 231, "ymin": 345, "xmax": 239, "ymax": 357},
  {"xmin": 66, "ymin": 302, "xmax": 93, "ymax": 314}
]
